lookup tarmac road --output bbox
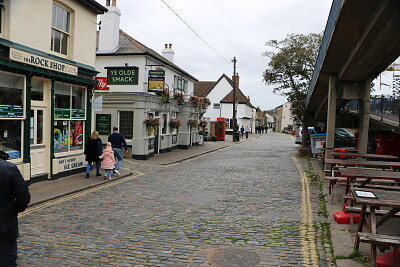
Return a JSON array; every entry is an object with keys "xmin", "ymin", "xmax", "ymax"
[{"xmin": 17, "ymin": 132, "xmax": 333, "ymax": 266}]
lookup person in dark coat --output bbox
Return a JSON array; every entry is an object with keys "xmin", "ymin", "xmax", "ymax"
[
  {"xmin": 0, "ymin": 143, "xmax": 30, "ymax": 266},
  {"xmin": 108, "ymin": 127, "xmax": 128, "ymax": 176},
  {"xmin": 84, "ymin": 131, "xmax": 102, "ymax": 178}
]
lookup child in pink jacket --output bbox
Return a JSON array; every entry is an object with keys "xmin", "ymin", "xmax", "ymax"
[{"xmin": 99, "ymin": 142, "xmax": 116, "ymax": 180}]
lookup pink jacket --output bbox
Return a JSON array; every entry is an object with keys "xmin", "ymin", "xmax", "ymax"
[{"xmin": 99, "ymin": 150, "xmax": 116, "ymax": 170}]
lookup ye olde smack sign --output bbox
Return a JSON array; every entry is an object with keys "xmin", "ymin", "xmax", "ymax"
[
  {"xmin": 106, "ymin": 66, "xmax": 139, "ymax": 85},
  {"xmin": 9, "ymin": 48, "xmax": 78, "ymax": 76}
]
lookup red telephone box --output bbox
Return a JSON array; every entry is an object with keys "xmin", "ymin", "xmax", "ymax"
[{"xmin": 216, "ymin": 117, "xmax": 226, "ymax": 141}]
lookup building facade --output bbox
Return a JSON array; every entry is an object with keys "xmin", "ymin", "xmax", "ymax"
[
  {"xmin": 194, "ymin": 74, "xmax": 255, "ymax": 135},
  {"xmin": 0, "ymin": 0, "xmax": 106, "ymax": 181},
  {"xmin": 95, "ymin": 1, "xmax": 203, "ymax": 160}
]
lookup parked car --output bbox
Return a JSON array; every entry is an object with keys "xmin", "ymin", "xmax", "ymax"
[
  {"xmin": 334, "ymin": 128, "xmax": 355, "ymax": 147},
  {"xmin": 295, "ymin": 127, "xmax": 315, "ymax": 144},
  {"xmin": 295, "ymin": 127, "xmax": 355, "ymax": 147}
]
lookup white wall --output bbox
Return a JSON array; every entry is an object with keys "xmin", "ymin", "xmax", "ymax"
[
  {"xmin": 202, "ymin": 77, "xmax": 233, "ymax": 121},
  {"xmin": 8, "ymin": 0, "xmax": 98, "ymax": 67},
  {"xmin": 280, "ymin": 102, "xmax": 294, "ymax": 131}
]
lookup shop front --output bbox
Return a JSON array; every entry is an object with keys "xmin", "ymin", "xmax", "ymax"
[{"xmin": 0, "ymin": 40, "xmax": 97, "ymax": 181}]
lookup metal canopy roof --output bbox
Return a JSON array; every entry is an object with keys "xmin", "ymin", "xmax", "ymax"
[{"xmin": 306, "ymin": 0, "xmax": 400, "ymax": 121}]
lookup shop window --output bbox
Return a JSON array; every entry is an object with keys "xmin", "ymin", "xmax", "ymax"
[
  {"xmin": 0, "ymin": 120, "xmax": 22, "ymax": 159},
  {"xmin": 31, "ymin": 78, "xmax": 44, "ymax": 101},
  {"xmin": 0, "ymin": 0, "xmax": 4, "ymax": 35},
  {"xmin": 119, "ymin": 111, "xmax": 133, "ymax": 139},
  {"xmin": 51, "ymin": 3, "xmax": 70, "ymax": 55},
  {"xmin": 0, "ymin": 72, "xmax": 23, "ymax": 106},
  {"xmin": 162, "ymin": 113, "xmax": 167, "ymax": 134},
  {"xmin": 54, "ymin": 120, "xmax": 83, "ymax": 153},
  {"xmin": 55, "ymin": 83, "xmax": 85, "ymax": 119}
]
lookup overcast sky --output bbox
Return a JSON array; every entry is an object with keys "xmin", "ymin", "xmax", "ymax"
[{"xmin": 95, "ymin": 0, "xmax": 333, "ymax": 110}]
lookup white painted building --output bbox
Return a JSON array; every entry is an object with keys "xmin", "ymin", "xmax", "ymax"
[
  {"xmin": 275, "ymin": 102, "xmax": 294, "ymax": 132},
  {"xmin": 95, "ymin": 1, "xmax": 203, "ymax": 160},
  {"xmin": 0, "ymin": 0, "xmax": 107, "ymax": 181},
  {"xmin": 194, "ymin": 74, "xmax": 255, "ymax": 135}
]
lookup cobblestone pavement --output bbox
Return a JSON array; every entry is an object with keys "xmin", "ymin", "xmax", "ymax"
[{"xmin": 17, "ymin": 133, "xmax": 331, "ymax": 266}]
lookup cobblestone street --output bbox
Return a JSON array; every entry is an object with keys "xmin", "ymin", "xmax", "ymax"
[{"xmin": 18, "ymin": 133, "xmax": 327, "ymax": 266}]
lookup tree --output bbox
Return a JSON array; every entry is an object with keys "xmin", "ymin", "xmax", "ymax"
[{"xmin": 263, "ymin": 33, "xmax": 322, "ymax": 126}]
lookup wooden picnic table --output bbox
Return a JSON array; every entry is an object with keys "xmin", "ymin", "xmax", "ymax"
[
  {"xmin": 331, "ymin": 152, "xmax": 399, "ymax": 161},
  {"xmin": 325, "ymin": 158, "xmax": 400, "ymax": 172},
  {"xmin": 339, "ymin": 167, "xmax": 400, "ymax": 194},
  {"xmin": 351, "ymin": 188, "xmax": 400, "ymax": 267}
]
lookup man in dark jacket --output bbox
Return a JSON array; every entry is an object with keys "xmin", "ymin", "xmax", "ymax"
[
  {"xmin": 108, "ymin": 127, "xmax": 128, "ymax": 176},
  {"xmin": 0, "ymin": 144, "xmax": 30, "ymax": 266}
]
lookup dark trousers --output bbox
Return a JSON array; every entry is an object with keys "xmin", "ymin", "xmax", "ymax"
[{"xmin": 0, "ymin": 240, "xmax": 17, "ymax": 267}]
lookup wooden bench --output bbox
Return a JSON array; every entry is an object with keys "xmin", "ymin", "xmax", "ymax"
[
  {"xmin": 325, "ymin": 176, "xmax": 347, "ymax": 194},
  {"xmin": 345, "ymin": 206, "xmax": 400, "ymax": 218},
  {"xmin": 358, "ymin": 232, "xmax": 400, "ymax": 253}
]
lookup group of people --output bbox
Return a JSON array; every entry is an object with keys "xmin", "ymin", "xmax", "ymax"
[
  {"xmin": 84, "ymin": 127, "xmax": 128, "ymax": 180},
  {"xmin": 255, "ymin": 125, "xmax": 268, "ymax": 134}
]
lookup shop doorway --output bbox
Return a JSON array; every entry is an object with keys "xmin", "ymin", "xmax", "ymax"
[{"xmin": 30, "ymin": 108, "xmax": 46, "ymax": 176}]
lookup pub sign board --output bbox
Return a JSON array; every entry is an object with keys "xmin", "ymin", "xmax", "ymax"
[
  {"xmin": 96, "ymin": 114, "xmax": 111, "ymax": 135},
  {"xmin": 106, "ymin": 66, "xmax": 139, "ymax": 85}
]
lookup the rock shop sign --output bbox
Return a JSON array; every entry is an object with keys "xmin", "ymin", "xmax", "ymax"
[{"xmin": 9, "ymin": 48, "xmax": 78, "ymax": 76}]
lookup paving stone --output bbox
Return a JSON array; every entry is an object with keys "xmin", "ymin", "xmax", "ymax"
[{"xmin": 17, "ymin": 134, "xmax": 332, "ymax": 266}]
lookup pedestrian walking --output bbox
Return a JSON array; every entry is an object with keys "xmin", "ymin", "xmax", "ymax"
[
  {"xmin": 0, "ymin": 142, "xmax": 30, "ymax": 267},
  {"xmin": 240, "ymin": 126, "xmax": 244, "ymax": 138},
  {"xmin": 84, "ymin": 131, "xmax": 102, "ymax": 178},
  {"xmin": 246, "ymin": 126, "xmax": 251, "ymax": 139},
  {"xmin": 265, "ymin": 126, "xmax": 268, "ymax": 134},
  {"xmin": 108, "ymin": 127, "xmax": 128, "ymax": 176},
  {"xmin": 99, "ymin": 142, "xmax": 116, "ymax": 180}
]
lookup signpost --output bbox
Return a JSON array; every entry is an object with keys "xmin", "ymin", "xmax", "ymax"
[{"xmin": 148, "ymin": 69, "xmax": 165, "ymax": 92}]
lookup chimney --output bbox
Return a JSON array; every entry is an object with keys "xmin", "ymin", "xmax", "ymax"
[
  {"xmin": 98, "ymin": 0, "xmax": 121, "ymax": 52},
  {"xmin": 162, "ymin": 43, "xmax": 175, "ymax": 63},
  {"xmin": 232, "ymin": 74, "xmax": 239, "ymax": 88}
]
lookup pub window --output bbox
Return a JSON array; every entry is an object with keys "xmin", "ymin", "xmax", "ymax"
[
  {"xmin": 213, "ymin": 103, "xmax": 220, "ymax": 109},
  {"xmin": 162, "ymin": 113, "xmax": 167, "ymax": 134},
  {"xmin": 119, "ymin": 111, "xmax": 133, "ymax": 139},
  {"xmin": 51, "ymin": 3, "xmax": 70, "ymax": 55}
]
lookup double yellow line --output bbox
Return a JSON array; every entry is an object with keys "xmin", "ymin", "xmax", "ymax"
[
  {"xmin": 292, "ymin": 156, "xmax": 319, "ymax": 267},
  {"xmin": 19, "ymin": 171, "xmax": 145, "ymax": 217}
]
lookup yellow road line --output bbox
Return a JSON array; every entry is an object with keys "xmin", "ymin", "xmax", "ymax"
[
  {"xmin": 19, "ymin": 171, "xmax": 145, "ymax": 217},
  {"xmin": 292, "ymin": 156, "xmax": 319, "ymax": 267}
]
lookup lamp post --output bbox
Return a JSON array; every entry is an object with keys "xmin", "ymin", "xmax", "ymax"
[{"xmin": 232, "ymin": 57, "xmax": 237, "ymax": 142}]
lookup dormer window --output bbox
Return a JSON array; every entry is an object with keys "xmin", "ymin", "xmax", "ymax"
[{"xmin": 51, "ymin": 3, "xmax": 70, "ymax": 55}]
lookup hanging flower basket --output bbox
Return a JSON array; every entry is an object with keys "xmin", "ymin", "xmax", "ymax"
[
  {"xmin": 169, "ymin": 118, "xmax": 182, "ymax": 133},
  {"xmin": 200, "ymin": 97, "xmax": 211, "ymax": 108},
  {"xmin": 144, "ymin": 118, "xmax": 160, "ymax": 136},
  {"xmin": 199, "ymin": 120, "xmax": 208, "ymax": 129},
  {"xmin": 187, "ymin": 119, "xmax": 198, "ymax": 131},
  {"xmin": 156, "ymin": 89, "xmax": 170, "ymax": 103},
  {"xmin": 174, "ymin": 92, "xmax": 184, "ymax": 105},
  {"xmin": 189, "ymin": 95, "xmax": 199, "ymax": 106}
]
